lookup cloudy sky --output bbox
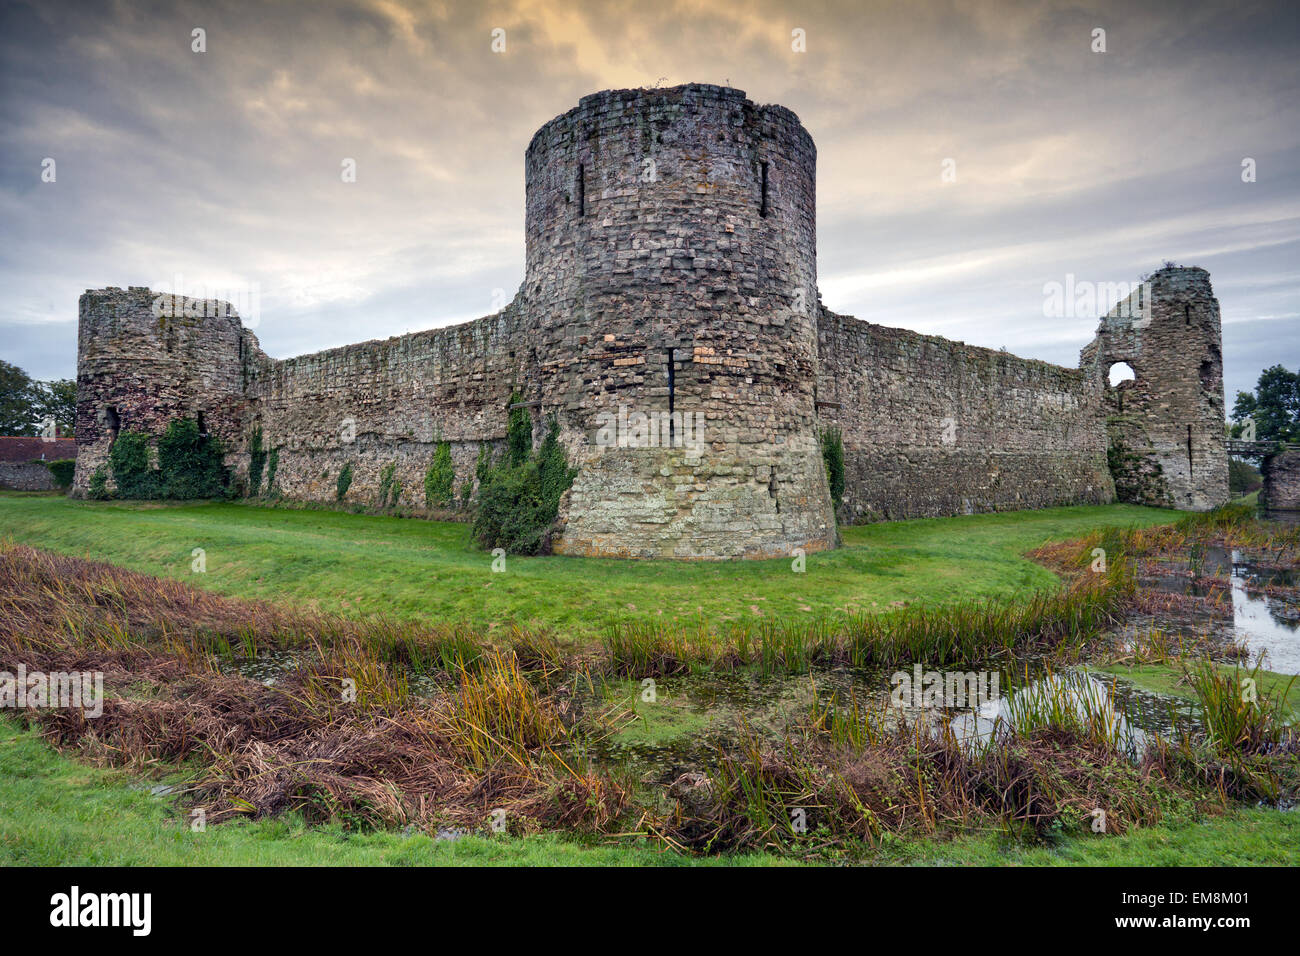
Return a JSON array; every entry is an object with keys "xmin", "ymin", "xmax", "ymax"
[{"xmin": 2, "ymin": 0, "xmax": 1297, "ymax": 403}]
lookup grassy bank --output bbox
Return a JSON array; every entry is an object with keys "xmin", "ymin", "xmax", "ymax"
[
  {"xmin": 0, "ymin": 719, "xmax": 782, "ymax": 867},
  {"xmin": 0, "ymin": 494, "xmax": 1180, "ymax": 640},
  {"xmin": 6, "ymin": 719, "xmax": 1294, "ymax": 866}
]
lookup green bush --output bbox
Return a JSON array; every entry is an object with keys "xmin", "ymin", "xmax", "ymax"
[
  {"xmin": 45, "ymin": 459, "xmax": 75, "ymax": 489},
  {"xmin": 87, "ymin": 466, "xmax": 110, "ymax": 500},
  {"xmin": 472, "ymin": 415, "xmax": 576, "ymax": 555},
  {"xmin": 820, "ymin": 426, "xmax": 845, "ymax": 515},
  {"xmin": 156, "ymin": 418, "xmax": 227, "ymax": 499},
  {"xmin": 336, "ymin": 461, "xmax": 354, "ymax": 501},
  {"xmin": 424, "ymin": 441, "xmax": 455, "ymax": 509},
  {"xmin": 108, "ymin": 431, "xmax": 160, "ymax": 499}
]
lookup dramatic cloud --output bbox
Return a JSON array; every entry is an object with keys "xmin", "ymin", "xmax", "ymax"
[{"xmin": 2, "ymin": 0, "xmax": 1296, "ymax": 402}]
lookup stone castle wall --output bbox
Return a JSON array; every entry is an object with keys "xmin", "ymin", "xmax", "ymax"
[
  {"xmin": 246, "ymin": 303, "xmax": 530, "ymax": 506},
  {"xmin": 1261, "ymin": 448, "xmax": 1300, "ymax": 511},
  {"xmin": 72, "ymin": 85, "xmax": 1231, "ymax": 557},
  {"xmin": 816, "ymin": 310, "xmax": 1113, "ymax": 521},
  {"xmin": 0, "ymin": 462, "xmax": 62, "ymax": 491}
]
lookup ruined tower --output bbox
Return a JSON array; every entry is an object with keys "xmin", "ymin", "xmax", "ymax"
[
  {"xmin": 523, "ymin": 86, "xmax": 837, "ymax": 558},
  {"xmin": 73, "ymin": 288, "xmax": 258, "ymax": 493},
  {"xmin": 1080, "ymin": 266, "xmax": 1230, "ymax": 511}
]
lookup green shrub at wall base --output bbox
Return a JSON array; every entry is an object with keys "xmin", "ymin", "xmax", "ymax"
[
  {"xmin": 157, "ymin": 418, "xmax": 227, "ymax": 499},
  {"xmin": 87, "ymin": 466, "xmax": 110, "ymax": 500},
  {"xmin": 377, "ymin": 461, "xmax": 399, "ymax": 508},
  {"xmin": 45, "ymin": 459, "xmax": 75, "ymax": 489},
  {"xmin": 472, "ymin": 416, "xmax": 576, "ymax": 555},
  {"xmin": 336, "ymin": 461, "xmax": 354, "ymax": 501},
  {"xmin": 248, "ymin": 427, "xmax": 266, "ymax": 496},
  {"xmin": 106, "ymin": 418, "xmax": 227, "ymax": 500},
  {"xmin": 108, "ymin": 431, "xmax": 160, "ymax": 498},
  {"xmin": 265, "ymin": 447, "xmax": 279, "ymax": 495}
]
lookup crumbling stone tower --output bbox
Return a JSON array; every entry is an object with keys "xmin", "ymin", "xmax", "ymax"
[
  {"xmin": 73, "ymin": 288, "xmax": 258, "ymax": 493},
  {"xmin": 525, "ymin": 86, "xmax": 838, "ymax": 558},
  {"xmin": 1080, "ymin": 266, "xmax": 1229, "ymax": 510}
]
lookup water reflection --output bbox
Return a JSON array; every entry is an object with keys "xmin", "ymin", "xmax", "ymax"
[
  {"xmin": 947, "ymin": 671, "xmax": 1194, "ymax": 757},
  {"xmin": 1141, "ymin": 545, "xmax": 1299, "ymax": 675},
  {"xmin": 1195, "ymin": 546, "xmax": 1300, "ymax": 674}
]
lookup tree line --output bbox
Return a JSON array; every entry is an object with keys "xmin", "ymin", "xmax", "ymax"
[{"xmin": 0, "ymin": 360, "xmax": 76, "ymax": 438}]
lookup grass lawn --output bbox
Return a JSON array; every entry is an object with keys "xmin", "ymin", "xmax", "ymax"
[
  {"xmin": 4, "ymin": 718, "xmax": 1294, "ymax": 866},
  {"xmin": 0, "ymin": 493, "xmax": 1181, "ymax": 641},
  {"xmin": 878, "ymin": 807, "xmax": 1300, "ymax": 866}
]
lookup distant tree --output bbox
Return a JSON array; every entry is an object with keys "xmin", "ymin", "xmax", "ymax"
[
  {"xmin": 1228, "ymin": 457, "xmax": 1262, "ymax": 497},
  {"xmin": 1231, "ymin": 365, "xmax": 1300, "ymax": 443},
  {"xmin": 37, "ymin": 378, "xmax": 76, "ymax": 437},
  {"xmin": 0, "ymin": 360, "xmax": 40, "ymax": 435}
]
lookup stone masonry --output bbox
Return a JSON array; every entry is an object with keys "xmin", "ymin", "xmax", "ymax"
[
  {"xmin": 72, "ymin": 85, "xmax": 1231, "ymax": 558},
  {"xmin": 1261, "ymin": 448, "xmax": 1300, "ymax": 511},
  {"xmin": 1079, "ymin": 267, "xmax": 1230, "ymax": 511}
]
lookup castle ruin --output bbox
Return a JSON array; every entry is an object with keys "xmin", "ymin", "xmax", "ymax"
[{"xmin": 72, "ymin": 85, "xmax": 1230, "ymax": 558}]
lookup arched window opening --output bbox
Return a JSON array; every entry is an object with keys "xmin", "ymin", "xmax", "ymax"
[{"xmin": 1107, "ymin": 361, "xmax": 1135, "ymax": 387}]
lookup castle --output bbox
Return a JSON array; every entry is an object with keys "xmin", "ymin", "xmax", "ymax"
[{"xmin": 72, "ymin": 84, "xmax": 1230, "ymax": 558}]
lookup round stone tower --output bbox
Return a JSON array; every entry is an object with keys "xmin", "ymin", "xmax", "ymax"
[
  {"xmin": 72, "ymin": 287, "xmax": 258, "ymax": 495},
  {"xmin": 519, "ymin": 84, "xmax": 836, "ymax": 559}
]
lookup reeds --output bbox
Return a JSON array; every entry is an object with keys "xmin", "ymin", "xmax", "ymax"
[
  {"xmin": 0, "ymin": 541, "xmax": 629, "ymax": 835},
  {"xmin": 604, "ymin": 558, "xmax": 1131, "ymax": 679},
  {"xmin": 689, "ymin": 696, "xmax": 1175, "ymax": 853},
  {"xmin": 442, "ymin": 651, "xmax": 568, "ymax": 771},
  {"xmin": 999, "ymin": 670, "xmax": 1125, "ymax": 753},
  {"xmin": 1184, "ymin": 661, "xmax": 1296, "ymax": 756}
]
